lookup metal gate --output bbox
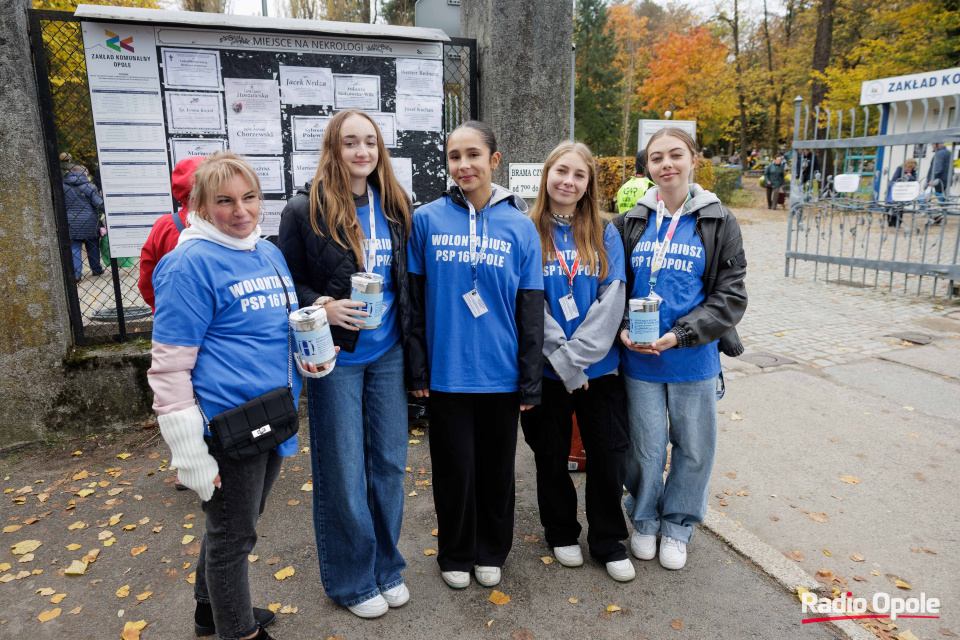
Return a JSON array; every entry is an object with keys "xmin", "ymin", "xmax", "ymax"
[
  {"xmin": 786, "ymin": 96, "xmax": 960, "ymax": 298},
  {"xmin": 28, "ymin": 9, "xmax": 478, "ymax": 346}
]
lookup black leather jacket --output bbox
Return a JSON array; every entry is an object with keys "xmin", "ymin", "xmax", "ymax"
[
  {"xmin": 613, "ymin": 202, "xmax": 747, "ymax": 356},
  {"xmin": 278, "ymin": 181, "xmax": 412, "ymax": 359}
]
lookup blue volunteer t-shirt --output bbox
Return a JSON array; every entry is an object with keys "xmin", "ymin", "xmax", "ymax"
[
  {"xmin": 338, "ymin": 187, "xmax": 401, "ymax": 366},
  {"xmin": 152, "ymin": 239, "xmax": 302, "ymax": 456},
  {"xmin": 543, "ymin": 221, "xmax": 625, "ymax": 381},
  {"xmin": 621, "ymin": 213, "xmax": 721, "ymax": 383},
  {"xmin": 407, "ymin": 195, "xmax": 543, "ymax": 393}
]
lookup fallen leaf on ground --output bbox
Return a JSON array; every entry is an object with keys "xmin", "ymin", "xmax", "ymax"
[
  {"xmin": 807, "ymin": 512, "xmax": 829, "ymax": 523},
  {"xmin": 36, "ymin": 587, "xmax": 56, "ymax": 596},
  {"xmin": 894, "ymin": 579, "xmax": 911, "ymax": 589},
  {"xmin": 730, "ymin": 412, "xmax": 743, "ymax": 421},
  {"xmin": 719, "ymin": 499, "xmax": 729, "ymax": 506},
  {"xmin": 540, "ymin": 556, "xmax": 553, "ymax": 564},
  {"xmin": 423, "ymin": 549, "xmax": 436, "ymax": 556},
  {"xmin": 274, "ymin": 566, "xmax": 295, "ymax": 580},
  {"xmin": 409, "ymin": 439, "xmax": 420, "ymax": 444},
  {"xmin": 50, "ymin": 593, "xmax": 66, "ymax": 604},
  {"xmin": 851, "ymin": 554, "xmax": 865, "ymax": 562},
  {"xmin": 72, "ymin": 451, "xmax": 82, "ymax": 456},
  {"xmin": 248, "ymin": 555, "xmax": 259, "ymax": 563},
  {"xmin": 606, "ymin": 604, "xmax": 621, "ymax": 612},
  {"xmin": 735, "ymin": 490, "xmax": 749, "ymax": 497},
  {"xmin": 116, "ymin": 453, "xmax": 132, "ymax": 460},
  {"xmin": 853, "ymin": 575, "xmax": 869, "ymax": 582},
  {"xmin": 488, "ymin": 590, "xmax": 511, "ymax": 605},
  {"xmin": 135, "ymin": 591, "xmax": 152, "ymax": 601},
  {"xmin": 38, "ymin": 608, "xmax": 61, "ymax": 622},
  {"xmin": 726, "ymin": 472, "xmax": 737, "ymax": 479},
  {"xmin": 823, "ymin": 549, "xmax": 832, "ymax": 556},
  {"xmin": 902, "ymin": 406, "xmax": 915, "ymax": 412},
  {"xmin": 182, "ymin": 535, "xmax": 195, "ymax": 545},
  {"xmin": 103, "ymin": 537, "xmax": 116, "ymax": 547},
  {"xmin": 64, "ymin": 560, "xmax": 88, "ymax": 576},
  {"xmin": 301, "ymin": 482, "xmax": 313, "ymax": 491},
  {"xmin": 69, "ymin": 606, "xmax": 82, "ymax": 614},
  {"xmin": 788, "ymin": 551, "xmax": 804, "ymax": 562},
  {"xmin": 66, "ymin": 543, "xmax": 82, "ymax": 551},
  {"xmin": 82, "ymin": 549, "xmax": 100, "ymax": 563},
  {"xmin": 896, "ymin": 631, "xmax": 919, "ymax": 640},
  {"xmin": 840, "ymin": 476, "xmax": 861, "ymax": 484},
  {"xmin": 266, "ymin": 557, "xmax": 280, "ymax": 565},
  {"xmin": 120, "ymin": 619, "xmax": 147, "ymax": 640},
  {"xmin": 3, "ymin": 525, "xmax": 22, "ymax": 533},
  {"xmin": 116, "ymin": 584, "xmax": 130, "ymax": 598},
  {"xmin": 524, "ymin": 534, "xmax": 539, "ymax": 543},
  {"xmin": 186, "ymin": 572, "xmax": 196, "ymax": 584},
  {"xmin": 279, "ymin": 605, "xmax": 298, "ymax": 614},
  {"xmin": 923, "ymin": 548, "xmax": 936, "ymax": 554},
  {"xmin": 76, "ymin": 489, "xmax": 95, "ymax": 498},
  {"xmin": 287, "ymin": 500, "xmax": 300, "ymax": 506},
  {"xmin": 108, "ymin": 488, "xmax": 123, "ymax": 496},
  {"xmin": 408, "ymin": 491, "xmax": 417, "ymax": 497},
  {"xmin": 870, "ymin": 570, "xmax": 881, "ymax": 576},
  {"xmin": 18, "ymin": 553, "xmax": 34, "ymax": 563},
  {"xmin": 123, "ymin": 525, "xmax": 137, "ymax": 531},
  {"xmin": 11, "ymin": 540, "xmax": 42, "ymax": 555},
  {"xmin": 568, "ymin": 598, "xmax": 578, "ymax": 604},
  {"xmin": 431, "ymin": 528, "xmax": 438, "ymax": 536},
  {"xmin": 268, "ymin": 603, "xmax": 282, "ymax": 612},
  {"xmin": 670, "ymin": 620, "xmax": 684, "ymax": 630}
]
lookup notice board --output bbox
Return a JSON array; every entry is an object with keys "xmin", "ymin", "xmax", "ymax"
[{"xmin": 81, "ymin": 19, "xmax": 446, "ymax": 257}]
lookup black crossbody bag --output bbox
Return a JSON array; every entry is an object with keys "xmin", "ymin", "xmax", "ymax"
[{"xmin": 197, "ymin": 262, "xmax": 299, "ymax": 461}]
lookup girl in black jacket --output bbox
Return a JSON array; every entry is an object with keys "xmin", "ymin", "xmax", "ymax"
[{"xmin": 278, "ymin": 109, "xmax": 412, "ymax": 619}]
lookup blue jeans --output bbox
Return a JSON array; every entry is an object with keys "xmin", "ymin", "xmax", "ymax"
[
  {"xmin": 622, "ymin": 375, "xmax": 718, "ymax": 544},
  {"xmin": 307, "ymin": 341, "xmax": 407, "ymax": 607},
  {"xmin": 71, "ymin": 238, "xmax": 102, "ymax": 279}
]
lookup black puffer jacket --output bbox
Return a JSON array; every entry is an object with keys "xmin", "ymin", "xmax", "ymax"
[{"xmin": 278, "ymin": 181, "xmax": 412, "ymax": 357}]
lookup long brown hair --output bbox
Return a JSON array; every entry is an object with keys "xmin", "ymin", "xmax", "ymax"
[
  {"xmin": 530, "ymin": 141, "xmax": 610, "ymax": 282},
  {"xmin": 308, "ymin": 109, "xmax": 411, "ymax": 269}
]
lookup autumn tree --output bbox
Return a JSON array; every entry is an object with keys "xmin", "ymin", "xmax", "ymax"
[
  {"xmin": 380, "ymin": 0, "xmax": 414, "ymax": 26},
  {"xmin": 178, "ymin": 0, "xmax": 231, "ymax": 12},
  {"xmin": 325, "ymin": 0, "xmax": 369, "ymax": 22},
  {"xmin": 283, "ymin": 0, "xmax": 322, "ymax": 19},
  {"xmin": 574, "ymin": 0, "xmax": 622, "ymax": 156},
  {"xmin": 607, "ymin": 3, "xmax": 648, "ymax": 178}
]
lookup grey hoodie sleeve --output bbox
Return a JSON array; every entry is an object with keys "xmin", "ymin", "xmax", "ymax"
[
  {"xmin": 546, "ymin": 280, "xmax": 625, "ymax": 392},
  {"xmin": 543, "ymin": 300, "xmax": 568, "ymax": 357}
]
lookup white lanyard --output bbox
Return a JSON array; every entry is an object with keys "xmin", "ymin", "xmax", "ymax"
[
  {"xmin": 467, "ymin": 196, "xmax": 492, "ymax": 289},
  {"xmin": 648, "ymin": 193, "xmax": 689, "ymax": 289},
  {"xmin": 364, "ymin": 185, "xmax": 376, "ymax": 273}
]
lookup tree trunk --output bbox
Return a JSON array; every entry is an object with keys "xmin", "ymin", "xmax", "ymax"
[
  {"xmin": 810, "ymin": 0, "xmax": 836, "ymax": 109},
  {"xmin": 762, "ymin": 0, "xmax": 778, "ymax": 152},
  {"xmin": 731, "ymin": 0, "xmax": 749, "ymax": 165},
  {"xmin": 620, "ymin": 49, "xmax": 634, "ymax": 183}
]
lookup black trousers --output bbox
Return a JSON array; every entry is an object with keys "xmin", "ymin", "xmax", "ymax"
[
  {"xmin": 519, "ymin": 374, "xmax": 629, "ymax": 563},
  {"xmin": 427, "ymin": 391, "xmax": 520, "ymax": 571}
]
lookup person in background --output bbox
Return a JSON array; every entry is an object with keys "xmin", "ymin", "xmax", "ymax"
[
  {"xmin": 407, "ymin": 120, "xmax": 543, "ymax": 591},
  {"xmin": 62, "ymin": 163, "xmax": 104, "ymax": 282},
  {"xmin": 522, "ymin": 141, "xmax": 632, "ymax": 581},
  {"xmin": 149, "ymin": 151, "xmax": 330, "ymax": 640},
  {"xmin": 928, "ymin": 142, "xmax": 952, "ymax": 200},
  {"xmin": 729, "ymin": 151, "xmax": 740, "ymax": 166},
  {"xmin": 616, "ymin": 150, "xmax": 655, "ymax": 215},
  {"xmin": 797, "ymin": 149, "xmax": 820, "ymax": 189},
  {"xmin": 763, "ymin": 155, "xmax": 786, "ymax": 210},
  {"xmin": 886, "ymin": 158, "xmax": 918, "ymax": 214},
  {"xmin": 139, "ymin": 155, "xmax": 206, "ymax": 311},
  {"xmin": 278, "ymin": 109, "xmax": 412, "ymax": 619},
  {"xmin": 615, "ymin": 127, "xmax": 747, "ymax": 572}
]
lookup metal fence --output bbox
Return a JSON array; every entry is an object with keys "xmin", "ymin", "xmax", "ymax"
[
  {"xmin": 786, "ymin": 96, "xmax": 960, "ymax": 298},
  {"xmin": 29, "ymin": 10, "xmax": 478, "ymax": 346}
]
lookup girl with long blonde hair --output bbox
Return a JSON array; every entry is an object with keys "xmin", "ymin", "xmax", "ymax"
[
  {"xmin": 522, "ymin": 141, "xmax": 632, "ymax": 581},
  {"xmin": 278, "ymin": 109, "xmax": 413, "ymax": 619}
]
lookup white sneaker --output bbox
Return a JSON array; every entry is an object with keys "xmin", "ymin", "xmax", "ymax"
[
  {"xmin": 347, "ymin": 594, "xmax": 389, "ymax": 618},
  {"xmin": 605, "ymin": 558, "xmax": 636, "ymax": 582},
  {"xmin": 381, "ymin": 583, "xmax": 409, "ymax": 608},
  {"xmin": 659, "ymin": 536, "xmax": 687, "ymax": 570},
  {"xmin": 474, "ymin": 565, "xmax": 502, "ymax": 587},
  {"xmin": 553, "ymin": 545, "xmax": 584, "ymax": 567},
  {"xmin": 441, "ymin": 570, "xmax": 470, "ymax": 589},
  {"xmin": 631, "ymin": 532, "xmax": 657, "ymax": 560}
]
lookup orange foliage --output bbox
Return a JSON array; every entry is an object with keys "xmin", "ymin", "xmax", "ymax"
[{"xmin": 596, "ymin": 156, "xmax": 630, "ymax": 213}]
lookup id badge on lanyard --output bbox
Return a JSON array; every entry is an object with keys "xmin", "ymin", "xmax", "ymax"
[
  {"xmin": 647, "ymin": 192, "xmax": 689, "ymax": 298},
  {"xmin": 463, "ymin": 197, "xmax": 492, "ymax": 318},
  {"xmin": 551, "ymin": 235, "xmax": 581, "ymax": 322}
]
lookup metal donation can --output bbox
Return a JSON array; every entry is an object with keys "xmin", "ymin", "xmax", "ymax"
[
  {"xmin": 289, "ymin": 305, "xmax": 337, "ymax": 377},
  {"xmin": 629, "ymin": 297, "xmax": 660, "ymax": 346},
  {"xmin": 350, "ymin": 272, "xmax": 384, "ymax": 330}
]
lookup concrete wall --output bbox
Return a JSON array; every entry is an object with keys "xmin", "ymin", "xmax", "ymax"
[
  {"xmin": 0, "ymin": 2, "xmax": 154, "ymax": 448},
  {"xmin": 461, "ymin": 0, "xmax": 573, "ymax": 188}
]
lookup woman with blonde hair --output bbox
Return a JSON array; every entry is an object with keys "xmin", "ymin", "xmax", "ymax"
[
  {"xmin": 279, "ymin": 109, "xmax": 412, "ymax": 618},
  {"xmin": 521, "ymin": 141, "xmax": 631, "ymax": 581},
  {"xmin": 150, "ymin": 151, "xmax": 329, "ymax": 640}
]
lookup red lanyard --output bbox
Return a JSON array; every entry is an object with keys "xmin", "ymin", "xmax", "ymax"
[{"xmin": 551, "ymin": 236, "xmax": 581, "ymax": 293}]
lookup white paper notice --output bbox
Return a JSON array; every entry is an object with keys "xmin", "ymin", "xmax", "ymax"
[
  {"xmin": 395, "ymin": 95, "xmax": 442, "ymax": 132},
  {"xmin": 396, "ymin": 59, "xmax": 443, "ymax": 96},
  {"xmin": 259, "ymin": 200, "xmax": 286, "ymax": 236},
  {"xmin": 224, "ymin": 78, "xmax": 281, "ymax": 119},
  {"xmin": 390, "ymin": 157, "xmax": 413, "ymax": 199},
  {"xmin": 162, "ymin": 48, "xmax": 222, "ymax": 90},
  {"xmin": 291, "ymin": 153, "xmax": 320, "ymax": 190},
  {"xmin": 891, "ymin": 181, "xmax": 921, "ymax": 201},
  {"xmin": 229, "ymin": 118, "xmax": 283, "ymax": 155},
  {"xmin": 246, "ymin": 157, "xmax": 285, "ymax": 194},
  {"xmin": 279, "ymin": 65, "xmax": 334, "ymax": 105},
  {"xmin": 369, "ymin": 113, "xmax": 397, "ymax": 147},
  {"xmin": 292, "ymin": 116, "xmax": 331, "ymax": 152},
  {"xmin": 169, "ymin": 138, "xmax": 227, "ymax": 167},
  {"xmin": 333, "ymin": 74, "xmax": 381, "ymax": 110},
  {"xmin": 166, "ymin": 91, "xmax": 226, "ymax": 134},
  {"xmin": 833, "ymin": 174, "xmax": 861, "ymax": 193}
]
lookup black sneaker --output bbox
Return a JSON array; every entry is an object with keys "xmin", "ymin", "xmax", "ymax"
[{"xmin": 194, "ymin": 602, "xmax": 276, "ymax": 637}]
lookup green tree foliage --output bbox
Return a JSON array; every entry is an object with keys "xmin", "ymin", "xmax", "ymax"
[
  {"xmin": 380, "ymin": 0, "xmax": 414, "ymax": 26},
  {"xmin": 574, "ymin": 0, "xmax": 622, "ymax": 156}
]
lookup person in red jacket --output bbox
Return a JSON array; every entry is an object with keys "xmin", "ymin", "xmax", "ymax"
[{"xmin": 138, "ymin": 155, "xmax": 206, "ymax": 311}]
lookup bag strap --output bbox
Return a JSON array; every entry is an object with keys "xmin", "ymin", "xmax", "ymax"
[
  {"xmin": 194, "ymin": 258, "xmax": 294, "ymax": 427},
  {"xmin": 172, "ymin": 210, "xmax": 186, "ymax": 233}
]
